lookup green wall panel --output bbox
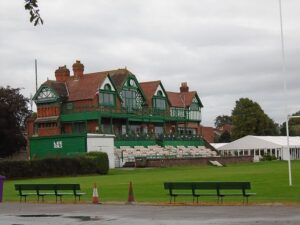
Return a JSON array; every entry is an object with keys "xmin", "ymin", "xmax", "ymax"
[
  {"xmin": 60, "ymin": 111, "xmax": 99, "ymax": 122},
  {"xmin": 30, "ymin": 134, "xmax": 87, "ymax": 159}
]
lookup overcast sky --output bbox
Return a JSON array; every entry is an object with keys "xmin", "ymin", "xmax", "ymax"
[{"xmin": 1, "ymin": 0, "xmax": 299, "ymax": 126}]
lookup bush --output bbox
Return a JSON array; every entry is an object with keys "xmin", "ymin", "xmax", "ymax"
[
  {"xmin": 85, "ymin": 151, "xmax": 109, "ymax": 175},
  {"xmin": 261, "ymin": 154, "xmax": 277, "ymax": 161},
  {"xmin": 0, "ymin": 152, "xmax": 109, "ymax": 179}
]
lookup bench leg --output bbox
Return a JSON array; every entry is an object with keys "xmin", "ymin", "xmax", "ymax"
[
  {"xmin": 217, "ymin": 196, "xmax": 223, "ymax": 204},
  {"xmin": 193, "ymin": 196, "xmax": 199, "ymax": 204}
]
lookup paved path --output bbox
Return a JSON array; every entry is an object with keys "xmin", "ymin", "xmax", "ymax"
[{"xmin": 0, "ymin": 203, "xmax": 300, "ymax": 225}]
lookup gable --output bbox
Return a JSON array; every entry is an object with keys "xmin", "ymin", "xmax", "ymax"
[
  {"xmin": 193, "ymin": 93, "xmax": 204, "ymax": 108},
  {"xmin": 154, "ymin": 84, "xmax": 166, "ymax": 97},
  {"xmin": 100, "ymin": 76, "xmax": 116, "ymax": 91},
  {"xmin": 119, "ymin": 75, "xmax": 147, "ymax": 109},
  {"xmin": 33, "ymin": 86, "xmax": 59, "ymax": 103}
]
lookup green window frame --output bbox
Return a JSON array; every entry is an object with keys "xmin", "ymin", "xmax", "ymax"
[
  {"xmin": 153, "ymin": 90, "xmax": 166, "ymax": 110},
  {"xmin": 190, "ymin": 102, "xmax": 199, "ymax": 110},
  {"xmin": 153, "ymin": 97, "xmax": 166, "ymax": 110},
  {"xmin": 99, "ymin": 84, "xmax": 115, "ymax": 107},
  {"xmin": 123, "ymin": 89, "xmax": 137, "ymax": 109},
  {"xmin": 73, "ymin": 122, "xmax": 86, "ymax": 134}
]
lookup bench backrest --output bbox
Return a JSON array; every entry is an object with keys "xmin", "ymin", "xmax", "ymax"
[
  {"xmin": 193, "ymin": 182, "xmax": 218, "ymax": 189},
  {"xmin": 54, "ymin": 184, "xmax": 80, "ymax": 190},
  {"xmin": 15, "ymin": 184, "xmax": 38, "ymax": 191},
  {"xmin": 15, "ymin": 184, "xmax": 81, "ymax": 192},
  {"xmin": 164, "ymin": 182, "xmax": 194, "ymax": 190},
  {"xmin": 218, "ymin": 182, "xmax": 250, "ymax": 190},
  {"xmin": 164, "ymin": 182, "xmax": 251, "ymax": 194}
]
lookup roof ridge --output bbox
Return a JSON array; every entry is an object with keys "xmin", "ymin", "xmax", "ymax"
[{"xmin": 140, "ymin": 80, "xmax": 161, "ymax": 84}]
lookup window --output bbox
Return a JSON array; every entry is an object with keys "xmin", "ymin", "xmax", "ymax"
[
  {"xmin": 157, "ymin": 90, "xmax": 163, "ymax": 96},
  {"xmin": 66, "ymin": 103, "xmax": 73, "ymax": 110},
  {"xmin": 73, "ymin": 122, "xmax": 86, "ymax": 134},
  {"xmin": 124, "ymin": 89, "xmax": 137, "ymax": 109},
  {"xmin": 35, "ymin": 87, "xmax": 57, "ymax": 103},
  {"xmin": 100, "ymin": 92, "xmax": 114, "ymax": 106},
  {"xmin": 190, "ymin": 102, "xmax": 199, "ymax": 110},
  {"xmin": 99, "ymin": 84, "xmax": 115, "ymax": 107},
  {"xmin": 104, "ymin": 84, "xmax": 112, "ymax": 91},
  {"xmin": 120, "ymin": 78, "xmax": 144, "ymax": 110},
  {"xmin": 153, "ymin": 98, "xmax": 166, "ymax": 110}
]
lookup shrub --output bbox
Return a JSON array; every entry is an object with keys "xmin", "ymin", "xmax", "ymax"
[
  {"xmin": 261, "ymin": 154, "xmax": 277, "ymax": 161},
  {"xmin": 85, "ymin": 151, "xmax": 109, "ymax": 175},
  {"xmin": 0, "ymin": 152, "xmax": 109, "ymax": 179}
]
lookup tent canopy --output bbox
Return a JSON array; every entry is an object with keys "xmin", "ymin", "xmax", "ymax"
[{"xmin": 218, "ymin": 135, "xmax": 300, "ymax": 151}]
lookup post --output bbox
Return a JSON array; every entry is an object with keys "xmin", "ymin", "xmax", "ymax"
[
  {"xmin": 278, "ymin": 0, "xmax": 292, "ymax": 186},
  {"xmin": 286, "ymin": 116, "xmax": 292, "ymax": 186}
]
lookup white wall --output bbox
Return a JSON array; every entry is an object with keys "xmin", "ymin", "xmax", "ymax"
[{"xmin": 86, "ymin": 133, "xmax": 115, "ymax": 168}]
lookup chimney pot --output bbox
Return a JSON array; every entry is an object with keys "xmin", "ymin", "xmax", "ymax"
[
  {"xmin": 55, "ymin": 65, "xmax": 70, "ymax": 82},
  {"xmin": 180, "ymin": 82, "xmax": 189, "ymax": 93},
  {"xmin": 72, "ymin": 60, "xmax": 84, "ymax": 79}
]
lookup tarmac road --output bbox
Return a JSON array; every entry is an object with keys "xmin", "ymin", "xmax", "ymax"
[{"xmin": 0, "ymin": 203, "xmax": 300, "ymax": 225}]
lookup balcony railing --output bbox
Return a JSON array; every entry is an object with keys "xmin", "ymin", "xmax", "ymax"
[{"xmin": 61, "ymin": 105, "xmax": 201, "ymax": 121}]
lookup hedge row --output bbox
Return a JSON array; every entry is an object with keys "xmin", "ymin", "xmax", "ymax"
[{"xmin": 0, "ymin": 152, "xmax": 109, "ymax": 179}]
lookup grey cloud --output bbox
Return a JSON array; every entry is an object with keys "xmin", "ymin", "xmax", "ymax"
[{"xmin": 1, "ymin": 0, "xmax": 300, "ymax": 126}]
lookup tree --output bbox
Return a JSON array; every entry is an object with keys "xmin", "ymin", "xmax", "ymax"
[
  {"xmin": 231, "ymin": 98, "xmax": 279, "ymax": 140},
  {"xmin": 218, "ymin": 130, "xmax": 231, "ymax": 143},
  {"xmin": 24, "ymin": 0, "xmax": 43, "ymax": 26},
  {"xmin": 214, "ymin": 115, "xmax": 232, "ymax": 128},
  {"xmin": 0, "ymin": 86, "xmax": 31, "ymax": 157},
  {"xmin": 280, "ymin": 111, "xmax": 300, "ymax": 136}
]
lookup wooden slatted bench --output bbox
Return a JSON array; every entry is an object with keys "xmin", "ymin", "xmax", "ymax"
[
  {"xmin": 217, "ymin": 182, "xmax": 256, "ymax": 204},
  {"xmin": 15, "ymin": 184, "xmax": 86, "ymax": 203},
  {"xmin": 163, "ymin": 182, "xmax": 195, "ymax": 203},
  {"xmin": 164, "ymin": 182, "xmax": 256, "ymax": 204}
]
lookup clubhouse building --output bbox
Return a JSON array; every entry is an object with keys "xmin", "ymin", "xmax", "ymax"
[{"xmin": 26, "ymin": 60, "xmax": 214, "ymax": 163}]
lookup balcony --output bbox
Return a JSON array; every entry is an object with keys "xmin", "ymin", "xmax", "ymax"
[{"xmin": 61, "ymin": 105, "xmax": 201, "ymax": 122}]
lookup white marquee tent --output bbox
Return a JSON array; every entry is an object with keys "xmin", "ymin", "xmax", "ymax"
[{"xmin": 216, "ymin": 135, "xmax": 300, "ymax": 160}]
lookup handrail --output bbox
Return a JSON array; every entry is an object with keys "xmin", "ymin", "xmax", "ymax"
[{"xmin": 61, "ymin": 105, "xmax": 201, "ymax": 121}]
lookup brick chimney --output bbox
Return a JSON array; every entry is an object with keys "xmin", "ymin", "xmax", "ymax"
[
  {"xmin": 55, "ymin": 65, "xmax": 70, "ymax": 82},
  {"xmin": 72, "ymin": 60, "xmax": 84, "ymax": 79},
  {"xmin": 180, "ymin": 82, "xmax": 189, "ymax": 93}
]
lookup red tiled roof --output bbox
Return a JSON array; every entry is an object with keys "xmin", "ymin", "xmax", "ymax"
[
  {"xmin": 42, "ymin": 80, "xmax": 68, "ymax": 98},
  {"xmin": 109, "ymin": 69, "xmax": 130, "ymax": 90},
  {"xmin": 140, "ymin": 81, "xmax": 160, "ymax": 106},
  {"xmin": 167, "ymin": 91, "xmax": 196, "ymax": 108},
  {"xmin": 66, "ymin": 72, "xmax": 108, "ymax": 101}
]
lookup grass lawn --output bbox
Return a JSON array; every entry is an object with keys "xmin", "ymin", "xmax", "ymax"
[{"xmin": 3, "ymin": 160, "xmax": 300, "ymax": 204}]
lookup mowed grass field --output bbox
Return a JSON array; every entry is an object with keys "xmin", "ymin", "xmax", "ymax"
[{"xmin": 3, "ymin": 160, "xmax": 300, "ymax": 204}]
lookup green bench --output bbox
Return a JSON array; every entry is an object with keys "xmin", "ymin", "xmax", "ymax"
[
  {"xmin": 15, "ymin": 184, "xmax": 86, "ymax": 203},
  {"xmin": 164, "ymin": 182, "xmax": 256, "ymax": 204}
]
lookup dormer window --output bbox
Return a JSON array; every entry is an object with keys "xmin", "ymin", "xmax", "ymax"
[
  {"xmin": 120, "ymin": 78, "xmax": 144, "ymax": 110},
  {"xmin": 35, "ymin": 87, "xmax": 58, "ymax": 103},
  {"xmin": 99, "ymin": 84, "xmax": 115, "ymax": 107},
  {"xmin": 153, "ymin": 90, "xmax": 166, "ymax": 110},
  {"xmin": 190, "ymin": 97, "xmax": 200, "ymax": 111}
]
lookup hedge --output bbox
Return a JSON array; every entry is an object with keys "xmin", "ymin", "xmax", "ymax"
[{"xmin": 0, "ymin": 152, "xmax": 109, "ymax": 179}]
